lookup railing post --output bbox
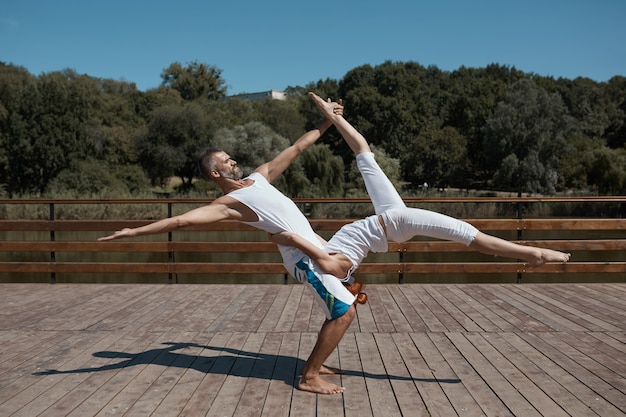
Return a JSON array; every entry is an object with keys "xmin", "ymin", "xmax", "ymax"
[
  {"xmin": 516, "ymin": 193, "xmax": 523, "ymax": 284},
  {"xmin": 49, "ymin": 203, "xmax": 56, "ymax": 284},
  {"xmin": 167, "ymin": 201, "xmax": 174, "ymax": 284},
  {"xmin": 398, "ymin": 250, "xmax": 404, "ymax": 284}
]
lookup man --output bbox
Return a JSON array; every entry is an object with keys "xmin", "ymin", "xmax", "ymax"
[{"xmin": 98, "ymin": 97, "xmax": 353, "ymax": 395}]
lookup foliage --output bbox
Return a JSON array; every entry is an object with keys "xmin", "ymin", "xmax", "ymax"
[
  {"xmin": 402, "ymin": 126, "xmax": 468, "ymax": 189},
  {"xmin": 160, "ymin": 61, "xmax": 227, "ymax": 101},
  {"xmin": 135, "ymin": 102, "xmax": 209, "ymax": 189},
  {"xmin": 0, "ymin": 60, "xmax": 625, "ymax": 199},
  {"xmin": 482, "ymin": 79, "xmax": 576, "ymax": 194}
]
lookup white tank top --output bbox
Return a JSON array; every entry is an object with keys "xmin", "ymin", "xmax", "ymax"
[{"xmin": 227, "ymin": 172, "xmax": 322, "ymax": 269}]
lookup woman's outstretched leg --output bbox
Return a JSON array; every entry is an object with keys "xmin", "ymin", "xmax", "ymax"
[
  {"xmin": 470, "ymin": 232, "xmax": 570, "ymax": 266},
  {"xmin": 383, "ymin": 207, "xmax": 570, "ymax": 265}
]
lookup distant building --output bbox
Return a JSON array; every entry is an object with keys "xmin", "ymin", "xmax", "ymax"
[{"xmin": 227, "ymin": 89, "xmax": 287, "ymax": 101}]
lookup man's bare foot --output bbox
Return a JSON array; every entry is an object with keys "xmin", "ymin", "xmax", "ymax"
[
  {"xmin": 320, "ymin": 364, "xmax": 343, "ymax": 375},
  {"xmin": 526, "ymin": 248, "xmax": 571, "ymax": 267},
  {"xmin": 298, "ymin": 375, "xmax": 345, "ymax": 394}
]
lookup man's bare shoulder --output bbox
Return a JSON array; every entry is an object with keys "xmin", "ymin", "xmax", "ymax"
[{"xmin": 210, "ymin": 195, "xmax": 259, "ymax": 222}]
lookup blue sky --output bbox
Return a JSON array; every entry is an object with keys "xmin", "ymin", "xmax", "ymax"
[{"xmin": 2, "ymin": 0, "xmax": 624, "ymax": 95}]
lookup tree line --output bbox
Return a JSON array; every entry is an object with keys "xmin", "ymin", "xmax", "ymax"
[{"xmin": 0, "ymin": 60, "xmax": 624, "ymax": 199}]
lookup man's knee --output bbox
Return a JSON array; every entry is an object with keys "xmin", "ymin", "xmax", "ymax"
[{"xmin": 338, "ymin": 304, "xmax": 356, "ymax": 324}]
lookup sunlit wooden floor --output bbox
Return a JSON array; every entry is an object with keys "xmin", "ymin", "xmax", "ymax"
[{"xmin": 0, "ymin": 283, "xmax": 625, "ymax": 416}]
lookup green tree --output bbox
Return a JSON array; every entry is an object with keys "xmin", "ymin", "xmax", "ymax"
[
  {"xmin": 136, "ymin": 102, "xmax": 209, "ymax": 189},
  {"xmin": 587, "ymin": 146, "xmax": 626, "ymax": 194},
  {"xmin": 402, "ymin": 126, "xmax": 468, "ymax": 189},
  {"xmin": 161, "ymin": 61, "xmax": 227, "ymax": 101},
  {"xmin": 556, "ymin": 77, "xmax": 611, "ymax": 139},
  {"xmin": 4, "ymin": 70, "xmax": 97, "ymax": 194},
  {"xmin": 604, "ymin": 76, "xmax": 626, "ymax": 149},
  {"xmin": 0, "ymin": 63, "xmax": 37, "ymax": 187},
  {"xmin": 297, "ymin": 144, "xmax": 344, "ymax": 197},
  {"xmin": 483, "ymin": 79, "xmax": 576, "ymax": 194},
  {"xmin": 252, "ymin": 97, "xmax": 307, "ymax": 141},
  {"xmin": 338, "ymin": 61, "xmax": 438, "ymax": 161},
  {"xmin": 209, "ymin": 122, "xmax": 291, "ymax": 175},
  {"xmin": 445, "ymin": 65, "xmax": 521, "ymax": 185}
]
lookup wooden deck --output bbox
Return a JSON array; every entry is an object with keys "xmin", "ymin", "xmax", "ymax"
[{"xmin": 0, "ymin": 283, "xmax": 624, "ymax": 417}]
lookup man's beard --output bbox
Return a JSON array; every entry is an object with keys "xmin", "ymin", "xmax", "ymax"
[{"xmin": 219, "ymin": 168, "xmax": 243, "ymax": 180}]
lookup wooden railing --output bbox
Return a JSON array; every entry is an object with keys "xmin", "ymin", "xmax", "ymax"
[{"xmin": 1, "ymin": 197, "xmax": 625, "ymax": 284}]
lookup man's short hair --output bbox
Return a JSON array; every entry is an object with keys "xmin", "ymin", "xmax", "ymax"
[{"xmin": 198, "ymin": 147, "xmax": 223, "ymax": 180}]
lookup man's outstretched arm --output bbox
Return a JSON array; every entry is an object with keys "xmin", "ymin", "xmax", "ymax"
[
  {"xmin": 98, "ymin": 197, "xmax": 239, "ymax": 241},
  {"xmin": 255, "ymin": 99, "xmax": 343, "ymax": 183}
]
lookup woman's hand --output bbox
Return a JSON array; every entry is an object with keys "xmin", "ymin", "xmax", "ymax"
[{"xmin": 98, "ymin": 228, "xmax": 135, "ymax": 241}]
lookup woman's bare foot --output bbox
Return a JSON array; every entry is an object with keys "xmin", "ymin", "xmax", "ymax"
[
  {"xmin": 298, "ymin": 375, "xmax": 345, "ymax": 394},
  {"xmin": 526, "ymin": 248, "xmax": 571, "ymax": 267}
]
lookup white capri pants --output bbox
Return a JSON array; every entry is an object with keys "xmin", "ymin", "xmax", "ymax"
[{"xmin": 356, "ymin": 152, "xmax": 478, "ymax": 246}]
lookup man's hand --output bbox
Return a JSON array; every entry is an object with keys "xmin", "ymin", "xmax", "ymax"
[{"xmin": 98, "ymin": 228, "xmax": 135, "ymax": 241}]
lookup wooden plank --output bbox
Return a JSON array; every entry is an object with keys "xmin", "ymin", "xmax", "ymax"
[
  {"xmin": 505, "ymin": 331, "xmax": 621, "ymax": 416},
  {"xmin": 365, "ymin": 287, "xmax": 396, "ymax": 333},
  {"xmin": 374, "ymin": 333, "xmax": 431, "ymax": 416},
  {"xmin": 354, "ymin": 332, "xmax": 403, "ymax": 416},
  {"xmin": 422, "ymin": 285, "xmax": 484, "ymax": 332},
  {"xmin": 407, "ymin": 333, "xmax": 469, "ymax": 416},
  {"xmin": 34, "ymin": 330, "xmax": 156, "ymax": 417},
  {"xmin": 514, "ymin": 285, "xmax": 623, "ymax": 332},
  {"xmin": 289, "ymin": 332, "xmax": 317, "ymax": 417},
  {"xmin": 389, "ymin": 239, "xmax": 626, "ymax": 252},
  {"xmin": 386, "ymin": 284, "xmax": 430, "ymax": 332},
  {"xmin": 443, "ymin": 285, "xmax": 506, "ymax": 332},
  {"xmin": 148, "ymin": 332, "xmax": 217, "ymax": 416},
  {"xmin": 2, "ymin": 217, "xmax": 625, "ymax": 232},
  {"xmin": 470, "ymin": 285, "xmax": 554, "ymax": 332},
  {"xmin": 92, "ymin": 329, "xmax": 192, "ymax": 417},
  {"xmin": 0, "ymin": 260, "xmax": 622, "ymax": 274},
  {"xmin": 176, "ymin": 332, "xmax": 248, "ymax": 415},
  {"xmin": 2, "ymin": 283, "xmax": 625, "ymax": 416},
  {"xmin": 542, "ymin": 285, "xmax": 626, "ymax": 329},
  {"xmin": 373, "ymin": 286, "xmax": 413, "ymax": 332},
  {"xmin": 418, "ymin": 285, "xmax": 466, "ymax": 332},
  {"xmin": 0, "ymin": 330, "xmax": 104, "ymax": 415},
  {"xmin": 444, "ymin": 332, "xmax": 543, "ymax": 416},
  {"xmin": 260, "ymin": 332, "xmax": 298, "ymax": 417},
  {"xmin": 204, "ymin": 332, "xmax": 266, "ymax": 417},
  {"xmin": 337, "ymin": 333, "xmax": 373, "ymax": 417},
  {"xmin": 3, "ymin": 239, "xmax": 625, "ymax": 254},
  {"xmin": 517, "ymin": 331, "xmax": 626, "ymax": 415},
  {"xmin": 483, "ymin": 332, "xmax": 596, "ymax": 417},
  {"xmin": 484, "ymin": 285, "xmax": 583, "ymax": 332},
  {"xmin": 548, "ymin": 332, "xmax": 626, "ymax": 381},
  {"xmin": 256, "ymin": 285, "xmax": 298, "ymax": 333},
  {"xmin": 232, "ymin": 332, "xmax": 282, "ymax": 416},
  {"xmin": 0, "ymin": 241, "xmax": 280, "ymax": 253},
  {"xmin": 465, "ymin": 332, "xmax": 571, "ymax": 416},
  {"xmin": 351, "ymin": 295, "xmax": 376, "ymax": 333},
  {"xmin": 505, "ymin": 285, "xmax": 591, "ymax": 332},
  {"xmin": 422, "ymin": 332, "xmax": 514, "ymax": 417}
]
